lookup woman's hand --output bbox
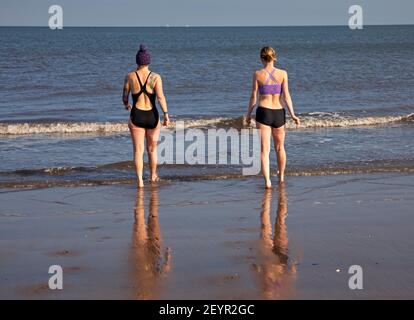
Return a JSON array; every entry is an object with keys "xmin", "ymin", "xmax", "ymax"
[
  {"xmin": 163, "ymin": 114, "xmax": 171, "ymax": 127},
  {"xmin": 124, "ymin": 103, "xmax": 132, "ymax": 110},
  {"xmin": 245, "ymin": 113, "xmax": 252, "ymax": 126},
  {"xmin": 292, "ymin": 114, "xmax": 300, "ymax": 126}
]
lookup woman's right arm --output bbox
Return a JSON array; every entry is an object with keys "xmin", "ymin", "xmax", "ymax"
[
  {"xmin": 122, "ymin": 74, "xmax": 131, "ymax": 110},
  {"xmin": 246, "ymin": 71, "xmax": 258, "ymax": 125},
  {"xmin": 281, "ymin": 71, "xmax": 300, "ymax": 126}
]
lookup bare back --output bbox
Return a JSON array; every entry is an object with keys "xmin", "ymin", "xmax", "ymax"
[
  {"xmin": 127, "ymin": 70, "xmax": 158, "ymax": 110},
  {"xmin": 256, "ymin": 68, "xmax": 285, "ymax": 109}
]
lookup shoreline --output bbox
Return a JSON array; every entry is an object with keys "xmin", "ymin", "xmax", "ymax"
[
  {"xmin": 1, "ymin": 159, "xmax": 414, "ymax": 191},
  {"xmin": 1, "ymin": 172, "xmax": 413, "ymax": 299}
]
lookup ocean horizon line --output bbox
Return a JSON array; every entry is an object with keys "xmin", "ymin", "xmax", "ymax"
[{"xmin": 0, "ymin": 23, "xmax": 413, "ymax": 28}]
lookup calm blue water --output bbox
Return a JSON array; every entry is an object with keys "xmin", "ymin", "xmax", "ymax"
[{"xmin": 0, "ymin": 26, "xmax": 413, "ymax": 187}]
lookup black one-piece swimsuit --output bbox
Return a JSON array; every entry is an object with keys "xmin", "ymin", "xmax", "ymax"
[{"xmin": 130, "ymin": 71, "xmax": 159, "ymax": 129}]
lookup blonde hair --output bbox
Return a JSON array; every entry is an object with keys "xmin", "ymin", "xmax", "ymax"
[{"xmin": 260, "ymin": 46, "xmax": 277, "ymax": 63}]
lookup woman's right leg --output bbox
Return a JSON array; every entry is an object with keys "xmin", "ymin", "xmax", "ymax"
[
  {"xmin": 257, "ymin": 122, "xmax": 272, "ymax": 188},
  {"xmin": 129, "ymin": 121, "xmax": 146, "ymax": 188}
]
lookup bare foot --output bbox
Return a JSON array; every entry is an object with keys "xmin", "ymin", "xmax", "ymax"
[
  {"xmin": 277, "ymin": 170, "xmax": 285, "ymax": 183},
  {"xmin": 265, "ymin": 180, "xmax": 272, "ymax": 189},
  {"xmin": 138, "ymin": 179, "xmax": 144, "ymax": 188},
  {"xmin": 149, "ymin": 175, "xmax": 160, "ymax": 182}
]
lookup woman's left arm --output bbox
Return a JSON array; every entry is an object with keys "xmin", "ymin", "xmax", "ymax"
[
  {"xmin": 282, "ymin": 71, "xmax": 300, "ymax": 126},
  {"xmin": 154, "ymin": 75, "xmax": 170, "ymax": 126}
]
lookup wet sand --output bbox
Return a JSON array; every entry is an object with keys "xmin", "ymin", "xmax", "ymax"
[{"xmin": 0, "ymin": 173, "xmax": 413, "ymax": 299}]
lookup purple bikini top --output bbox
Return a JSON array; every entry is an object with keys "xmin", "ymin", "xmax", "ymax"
[{"xmin": 258, "ymin": 68, "xmax": 282, "ymax": 95}]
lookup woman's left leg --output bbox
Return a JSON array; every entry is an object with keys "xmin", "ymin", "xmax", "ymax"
[
  {"xmin": 272, "ymin": 126, "xmax": 286, "ymax": 183},
  {"xmin": 145, "ymin": 122, "xmax": 161, "ymax": 181}
]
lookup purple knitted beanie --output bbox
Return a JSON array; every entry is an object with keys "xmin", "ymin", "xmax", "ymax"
[{"xmin": 136, "ymin": 44, "xmax": 151, "ymax": 66}]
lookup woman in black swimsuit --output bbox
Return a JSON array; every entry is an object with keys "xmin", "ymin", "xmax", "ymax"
[{"xmin": 122, "ymin": 44, "xmax": 170, "ymax": 188}]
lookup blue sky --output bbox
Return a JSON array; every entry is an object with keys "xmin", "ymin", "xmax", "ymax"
[{"xmin": 0, "ymin": 0, "xmax": 413, "ymax": 26}]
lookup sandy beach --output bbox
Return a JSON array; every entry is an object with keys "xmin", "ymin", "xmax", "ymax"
[{"xmin": 0, "ymin": 172, "xmax": 413, "ymax": 299}]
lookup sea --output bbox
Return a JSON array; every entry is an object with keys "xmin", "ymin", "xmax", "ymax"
[{"xmin": 0, "ymin": 26, "xmax": 413, "ymax": 188}]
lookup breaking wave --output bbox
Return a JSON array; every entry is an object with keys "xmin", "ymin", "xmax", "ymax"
[{"xmin": 0, "ymin": 113, "xmax": 412, "ymax": 135}]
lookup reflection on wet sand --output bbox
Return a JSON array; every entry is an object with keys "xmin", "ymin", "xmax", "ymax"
[
  {"xmin": 252, "ymin": 185, "xmax": 297, "ymax": 299},
  {"xmin": 129, "ymin": 187, "xmax": 171, "ymax": 299}
]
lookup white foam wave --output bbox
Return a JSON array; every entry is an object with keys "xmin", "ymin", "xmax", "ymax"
[
  {"xmin": 0, "ymin": 122, "xmax": 128, "ymax": 135},
  {"xmin": 0, "ymin": 113, "xmax": 412, "ymax": 135},
  {"xmin": 287, "ymin": 113, "xmax": 413, "ymax": 128}
]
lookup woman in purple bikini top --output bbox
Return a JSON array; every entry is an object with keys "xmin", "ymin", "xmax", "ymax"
[
  {"xmin": 245, "ymin": 46, "xmax": 300, "ymax": 188},
  {"xmin": 258, "ymin": 68, "xmax": 282, "ymax": 95}
]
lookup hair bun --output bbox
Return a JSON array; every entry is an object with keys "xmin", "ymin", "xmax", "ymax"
[
  {"xmin": 260, "ymin": 46, "xmax": 277, "ymax": 63},
  {"xmin": 139, "ymin": 44, "xmax": 147, "ymax": 51}
]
